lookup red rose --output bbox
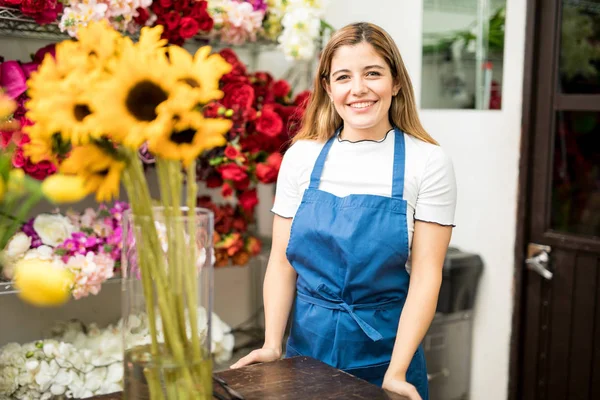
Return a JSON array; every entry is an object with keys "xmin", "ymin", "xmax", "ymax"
[
  {"xmin": 179, "ymin": 17, "xmax": 199, "ymax": 39},
  {"xmin": 224, "ymin": 145, "xmax": 241, "ymax": 160},
  {"xmin": 32, "ymin": 44, "xmax": 55, "ymax": 64},
  {"xmin": 164, "ymin": 11, "xmax": 181, "ymax": 31},
  {"xmin": 294, "ymin": 90, "xmax": 311, "ymax": 108},
  {"xmin": 255, "ymin": 108, "xmax": 283, "ymax": 138},
  {"xmin": 238, "ymin": 189, "xmax": 258, "ymax": 213},
  {"xmin": 266, "ymin": 152, "xmax": 283, "ymax": 168},
  {"xmin": 218, "ymin": 164, "xmax": 247, "ymax": 182},
  {"xmin": 232, "ymin": 216, "xmax": 247, "ymax": 232},
  {"xmin": 206, "ymin": 173, "xmax": 223, "ymax": 188},
  {"xmin": 2, "ymin": 0, "xmax": 22, "ymax": 5},
  {"xmin": 256, "ymin": 163, "xmax": 278, "ymax": 184},
  {"xmin": 134, "ymin": 7, "xmax": 151, "ymax": 25},
  {"xmin": 11, "ymin": 148, "xmax": 26, "ymax": 168},
  {"xmin": 272, "ymin": 80, "xmax": 291, "ymax": 98},
  {"xmin": 24, "ymin": 159, "xmax": 56, "ymax": 180},
  {"xmin": 222, "ymin": 83, "xmax": 255, "ymax": 111},
  {"xmin": 233, "ymin": 176, "xmax": 250, "ymax": 191},
  {"xmin": 253, "ymin": 72, "xmax": 273, "ymax": 86},
  {"xmin": 221, "ymin": 182, "xmax": 233, "ymax": 198},
  {"xmin": 159, "ymin": 0, "xmax": 172, "ymax": 7},
  {"xmin": 174, "ymin": 0, "xmax": 191, "ymax": 12},
  {"xmin": 196, "ymin": 12, "xmax": 214, "ymax": 32}
]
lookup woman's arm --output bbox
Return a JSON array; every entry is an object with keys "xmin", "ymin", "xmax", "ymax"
[
  {"xmin": 382, "ymin": 220, "xmax": 452, "ymax": 395},
  {"xmin": 230, "ymin": 214, "xmax": 297, "ymax": 368}
]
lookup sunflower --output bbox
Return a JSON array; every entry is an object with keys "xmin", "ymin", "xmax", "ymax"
[
  {"xmin": 75, "ymin": 20, "xmax": 124, "ymax": 69},
  {"xmin": 23, "ymin": 126, "xmax": 71, "ymax": 164},
  {"xmin": 60, "ymin": 144, "xmax": 125, "ymax": 203},
  {"xmin": 168, "ymin": 45, "xmax": 232, "ymax": 104},
  {"xmin": 90, "ymin": 43, "xmax": 176, "ymax": 149},
  {"xmin": 148, "ymin": 110, "xmax": 232, "ymax": 167},
  {"xmin": 137, "ymin": 25, "xmax": 168, "ymax": 58}
]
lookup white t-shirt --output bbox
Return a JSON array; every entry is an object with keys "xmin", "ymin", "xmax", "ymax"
[{"xmin": 271, "ymin": 129, "xmax": 457, "ymax": 258}]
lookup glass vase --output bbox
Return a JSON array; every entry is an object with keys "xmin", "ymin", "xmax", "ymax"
[{"xmin": 121, "ymin": 207, "xmax": 214, "ymax": 400}]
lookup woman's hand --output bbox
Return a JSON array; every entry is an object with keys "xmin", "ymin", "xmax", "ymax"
[
  {"xmin": 230, "ymin": 346, "xmax": 282, "ymax": 369},
  {"xmin": 382, "ymin": 375, "xmax": 422, "ymax": 400}
]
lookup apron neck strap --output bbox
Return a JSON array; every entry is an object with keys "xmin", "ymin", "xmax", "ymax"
[{"xmin": 308, "ymin": 126, "xmax": 406, "ymax": 200}]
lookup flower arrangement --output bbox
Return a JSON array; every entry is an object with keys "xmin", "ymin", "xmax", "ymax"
[
  {"xmin": 59, "ymin": 0, "xmax": 154, "ymax": 37},
  {"xmin": 0, "ymin": 45, "xmax": 59, "ymax": 181},
  {"xmin": 19, "ymin": 19, "xmax": 239, "ymax": 398},
  {"xmin": 188, "ymin": 48, "xmax": 309, "ymax": 266},
  {"xmin": 1, "ymin": 0, "xmax": 331, "ymax": 60},
  {"xmin": 0, "ymin": 310, "xmax": 234, "ymax": 399},
  {"xmin": 1, "ymin": 203, "xmax": 128, "ymax": 303},
  {"xmin": 0, "ymin": 0, "xmax": 62, "ymax": 24}
]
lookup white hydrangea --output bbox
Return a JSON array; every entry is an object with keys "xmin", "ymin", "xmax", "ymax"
[
  {"xmin": 0, "ymin": 308, "xmax": 234, "ymax": 399},
  {"xmin": 278, "ymin": 0, "xmax": 330, "ymax": 60}
]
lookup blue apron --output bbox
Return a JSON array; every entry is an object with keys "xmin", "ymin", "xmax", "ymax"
[{"xmin": 285, "ymin": 126, "xmax": 429, "ymax": 398}]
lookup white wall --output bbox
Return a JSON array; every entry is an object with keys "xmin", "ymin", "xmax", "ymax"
[{"xmin": 326, "ymin": 1, "xmax": 525, "ymax": 399}]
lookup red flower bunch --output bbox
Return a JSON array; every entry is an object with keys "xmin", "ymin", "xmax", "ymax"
[
  {"xmin": 194, "ymin": 48, "xmax": 310, "ymax": 266},
  {"xmin": 0, "ymin": 0, "xmax": 62, "ymax": 25},
  {"xmin": 197, "ymin": 196, "xmax": 262, "ymax": 267},
  {"xmin": 0, "ymin": 45, "xmax": 58, "ymax": 180},
  {"xmin": 135, "ymin": 0, "xmax": 214, "ymax": 46}
]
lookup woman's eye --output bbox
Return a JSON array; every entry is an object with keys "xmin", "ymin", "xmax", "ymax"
[
  {"xmin": 367, "ymin": 71, "xmax": 381, "ymax": 77},
  {"xmin": 336, "ymin": 75, "xmax": 349, "ymax": 81}
]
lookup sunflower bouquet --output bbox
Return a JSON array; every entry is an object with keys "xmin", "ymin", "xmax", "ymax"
[{"xmin": 22, "ymin": 20, "xmax": 235, "ymax": 399}]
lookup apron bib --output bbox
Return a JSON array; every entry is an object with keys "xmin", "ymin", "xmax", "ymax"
[{"xmin": 285, "ymin": 127, "xmax": 428, "ymax": 398}]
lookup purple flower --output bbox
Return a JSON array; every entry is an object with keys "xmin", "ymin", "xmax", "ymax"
[
  {"xmin": 247, "ymin": 0, "xmax": 267, "ymax": 12},
  {"xmin": 21, "ymin": 218, "xmax": 42, "ymax": 248}
]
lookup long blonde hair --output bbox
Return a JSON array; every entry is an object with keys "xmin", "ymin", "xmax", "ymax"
[{"xmin": 293, "ymin": 22, "xmax": 437, "ymax": 145}]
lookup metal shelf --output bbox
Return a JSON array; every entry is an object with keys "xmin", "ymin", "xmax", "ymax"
[
  {"xmin": 0, "ymin": 6, "xmax": 66, "ymax": 40},
  {"xmin": 0, "ymin": 5, "xmax": 282, "ymax": 49}
]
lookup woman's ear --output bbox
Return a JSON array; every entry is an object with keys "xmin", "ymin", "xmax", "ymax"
[{"xmin": 393, "ymin": 82, "xmax": 401, "ymax": 97}]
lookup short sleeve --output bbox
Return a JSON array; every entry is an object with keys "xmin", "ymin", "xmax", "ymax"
[
  {"xmin": 271, "ymin": 145, "xmax": 302, "ymax": 218},
  {"xmin": 414, "ymin": 146, "xmax": 457, "ymax": 226}
]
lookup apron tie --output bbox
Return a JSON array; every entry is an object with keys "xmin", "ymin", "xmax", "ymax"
[{"xmin": 297, "ymin": 284, "xmax": 401, "ymax": 342}]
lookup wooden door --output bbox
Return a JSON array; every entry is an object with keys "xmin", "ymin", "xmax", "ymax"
[{"xmin": 511, "ymin": 1, "xmax": 600, "ymax": 399}]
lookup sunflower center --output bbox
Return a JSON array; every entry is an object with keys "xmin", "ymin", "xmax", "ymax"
[
  {"xmin": 170, "ymin": 128, "xmax": 196, "ymax": 145},
  {"xmin": 179, "ymin": 77, "xmax": 201, "ymax": 88},
  {"xmin": 96, "ymin": 168, "xmax": 110, "ymax": 177},
  {"xmin": 125, "ymin": 80, "xmax": 168, "ymax": 122},
  {"xmin": 74, "ymin": 104, "xmax": 91, "ymax": 121}
]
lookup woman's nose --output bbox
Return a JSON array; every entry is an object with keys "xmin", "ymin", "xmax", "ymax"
[{"xmin": 351, "ymin": 78, "xmax": 367, "ymax": 96}]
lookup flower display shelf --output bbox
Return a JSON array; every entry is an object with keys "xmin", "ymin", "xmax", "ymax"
[
  {"xmin": 0, "ymin": 5, "xmax": 282, "ymax": 51},
  {"xmin": 0, "ymin": 6, "xmax": 66, "ymax": 40}
]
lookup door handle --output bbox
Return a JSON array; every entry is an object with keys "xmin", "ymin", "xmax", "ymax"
[{"xmin": 526, "ymin": 243, "xmax": 553, "ymax": 280}]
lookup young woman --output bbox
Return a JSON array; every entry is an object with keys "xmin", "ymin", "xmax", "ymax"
[{"xmin": 231, "ymin": 22, "xmax": 456, "ymax": 400}]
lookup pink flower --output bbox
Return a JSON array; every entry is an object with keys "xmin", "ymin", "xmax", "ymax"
[{"xmin": 66, "ymin": 252, "xmax": 115, "ymax": 299}]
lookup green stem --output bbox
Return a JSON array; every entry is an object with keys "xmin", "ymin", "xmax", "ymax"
[
  {"xmin": 122, "ymin": 170, "xmax": 159, "ymax": 357},
  {"xmin": 185, "ymin": 162, "xmax": 201, "ymax": 361}
]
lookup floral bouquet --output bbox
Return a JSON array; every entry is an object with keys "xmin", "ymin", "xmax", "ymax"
[
  {"xmin": 1, "ymin": 203, "xmax": 128, "ymax": 304},
  {"xmin": 20, "ymin": 19, "xmax": 238, "ymax": 398},
  {"xmin": 0, "ymin": 310, "xmax": 234, "ymax": 399},
  {"xmin": 0, "ymin": 0, "xmax": 62, "ymax": 24}
]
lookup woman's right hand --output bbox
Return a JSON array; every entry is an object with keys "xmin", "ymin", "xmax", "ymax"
[{"xmin": 229, "ymin": 346, "xmax": 282, "ymax": 369}]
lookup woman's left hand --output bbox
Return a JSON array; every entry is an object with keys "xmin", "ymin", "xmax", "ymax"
[{"xmin": 382, "ymin": 375, "xmax": 422, "ymax": 400}]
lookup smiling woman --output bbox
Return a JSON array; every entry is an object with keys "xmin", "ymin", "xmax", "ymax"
[{"xmin": 231, "ymin": 22, "xmax": 457, "ymax": 400}]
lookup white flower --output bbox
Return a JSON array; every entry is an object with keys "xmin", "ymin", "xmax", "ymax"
[
  {"xmin": 23, "ymin": 245, "xmax": 55, "ymax": 261},
  {"xmin": 4, "ymin": 232, "xmax": 32, "ymax": 259},
  {"xmin": 0, "ymin": 365, "xmax": 19, "ymax": 395},
  {"xmin": 0, "ymin": 343, "xmax": 25, "ymax": 368},
  {"xmin": 32, "ymin": 214, "xmax": 76, "ymax": 247}
]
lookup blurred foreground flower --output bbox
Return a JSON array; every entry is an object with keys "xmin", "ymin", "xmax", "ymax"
[{"xmin": 13, "ymin": 258, "xmax": 74, "ymax": 307}]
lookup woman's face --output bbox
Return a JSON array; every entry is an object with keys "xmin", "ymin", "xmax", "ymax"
[{"xmin": 326, "ymin": 42, "xmax": 399, "ymax": 135}]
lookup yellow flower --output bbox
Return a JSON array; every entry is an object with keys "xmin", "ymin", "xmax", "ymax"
[
  {"xmin": 13, "ymin": 258, "xmax": 74, "ymax": 307},
  {"xmin": 90, "ymin": 44, "xmax": 175, "ymax": 149},
  {"xmin": 60, "ymin": 144, "xmax": 125, "ymax": 203},
  {"xmin": 0, "ymin": 92, "xmax": 16, "ymax": 119},
  {"xmin": 137, "ymin": 25, "xmax": 168, "ymax": 58},
  {"xmin": 168, "ymin": 45, "xmax": 232, "ymax": 104},
  {"xmin": 76, "ymin": 20, "xmax": 124, "ymax": 68},
  {"xmin": 7, "ymin": 169, "xmax": 26, "ymax": 196},
  {"xmin": 148, "ymin": 110, "xmax": 231, "ymax": 167},
  {"xmin": 42, "ymin": 174, "xmax": 90, "ymax": 203},
  {"xmin": 23, "ymin": 127, "xmax": 70, "ymax": 165}
]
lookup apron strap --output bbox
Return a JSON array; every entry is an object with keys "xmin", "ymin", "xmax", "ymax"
[
  {"xmin": 308, "ymin": 128, "xmax": 339, "ymax": 190},
  {"xmin": 309, "ymin": 127, "xmax": 406, "ymax": 199},
  {"xmin": 391, "ymin": 127, "xmax": 406, "ymax": 199}
]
